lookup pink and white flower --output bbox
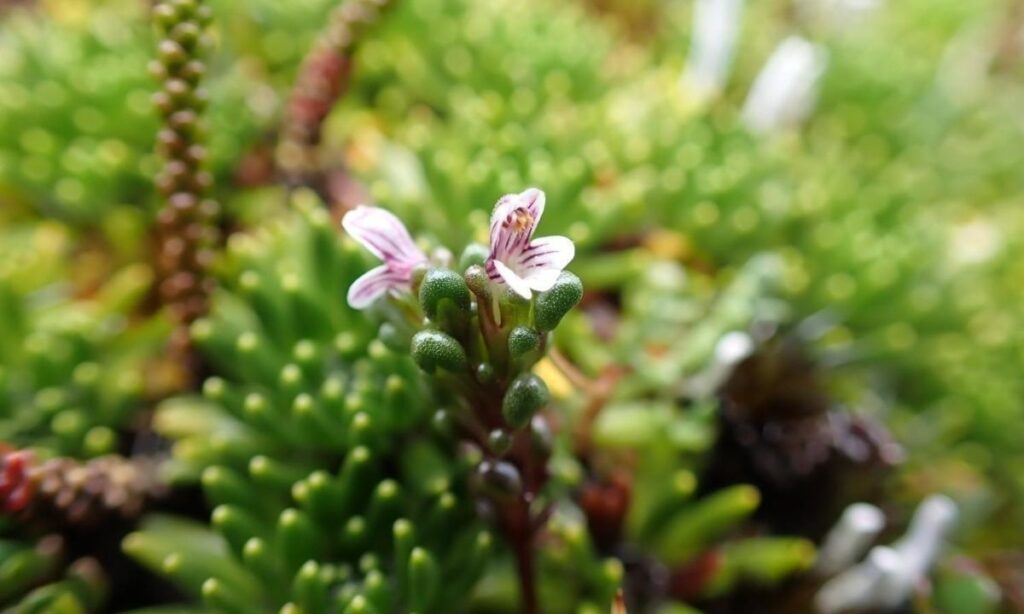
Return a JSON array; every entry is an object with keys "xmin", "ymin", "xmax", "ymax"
[
  {"xmin": 342, "ymin": 205, "xmax": 427, "ymax": 309},
  {"xmin": 486, "ymin": 188, "xmax": 575, "ymax": 299}
]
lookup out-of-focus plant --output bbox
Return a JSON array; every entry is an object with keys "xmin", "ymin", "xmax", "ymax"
[{"xmin": 0, "ymin": 0, "xmax": 270, "ymax": 228}]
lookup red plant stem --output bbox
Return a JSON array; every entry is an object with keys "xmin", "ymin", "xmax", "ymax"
[{"xmin": 502, "ymin": 491, "xmax": 539, "ymax": 614}]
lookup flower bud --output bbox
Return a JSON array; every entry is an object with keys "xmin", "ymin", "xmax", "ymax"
[
  {"xmin": 487, "ymin": 429, "xmax": 513, "ymax": 456},
  {"xmin": 458, "ymin": 243, "xmax": 489, "ymax": 271},
  {"xmin": 502, "ymin": 373, "xmax": 549, "ymax": 428},
  {"xmin": 474, "ymin": 460, "xmax": 522, "ymax": 501},
  {"xmin": 419, "ymin": 268, "xmax": 471, "ymax": 321},
  {"xmin": 475, "ymin": 362, "xmax": 495, "ymax": 384},
  {"xmin": 411, "ymin": 330, "xmax": 467, "ymax": 374},
  {"xmin": 463, "ymin": 265, "xmax": 491, "ymax": 301},
  {"xmin": 534, "ymin": 271, "xmax": 583, "ymax": 331},
  {"xmin": 508, "ymin": 326, "xmax": 540, "ymax": 358}
]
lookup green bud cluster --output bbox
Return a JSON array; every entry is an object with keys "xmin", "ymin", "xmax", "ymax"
[
  {"xmin": 409, "ymin": 264, "xmax": 581, "ymax": 434},
  {"xmin": 392, "ymin": 250, "xmax": 583, "ymax": 611},
  {"xmin": 136, "ymin": 199, "xmax": 492, "ymax": 611}
]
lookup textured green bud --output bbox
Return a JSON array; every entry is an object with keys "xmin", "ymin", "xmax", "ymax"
[
  {"xmin": 508, "ymin": 326, "xmax": 540, "ymax": 358},
  {"xmin": 458, "ymin": 243, "xmax": 489, "ymax": 271},
  {"xmin": 463, "ymin": 265, "xmax": 491, "ymax": 300},
  {"xmin": 534, "ymin": 271, "xmax": 583, "ymax": 331},
  {"xmin": 411, "ymin": 330, "xmax": 467, "ymax": 374},
  {"xmin": 419, "ymin": 268, "xmax": 471, "ymax": 321},
  {"xmin": 502, "ymin": 373, "xmax": 550, "ymax": 428}
]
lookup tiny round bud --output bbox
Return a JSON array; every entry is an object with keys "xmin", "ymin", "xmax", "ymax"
[
  {"xmin": 181, "ymin": 59, "xmax": 206, "ymax": 84},
  {"xmin": 487, "ymin": 429, "xmax": 513, "ymax": 456},
  {"xmin": 534, "ymin": 271, "xmax": 583, "ymax": 331},
  {"xmin": 475, "ymin": 362, "xmax": 495, "ymax": 384},
  {"xmin": 171, "ymin": 22, "xmax": 201, "ymax": 49},
  {"xmin": 158, "ymin": 40, "xmax": 188, "ymax": 67},
  {"xmin": 164, "ymin": 79, "xmax": 192, "ymax": 103},
  {"xmin": 411, "ymin": 330, "xmax": 467, "ymax": 374},
  {"xmin": 170, "ymin": 0, "xmax": 198, "ymax": 19},
  {"xmin": 458, "ymin": 243, "xmax": 489, "ymax": 271},
  {"xmin": 431, "ymin": 409, "xmax": 454, "ymax": 438},
  {"xmin": 502, "ymin": 373, "xmax": 549, "ymax": 428},
  {"xmin": 463, "ymin": 265, "xmax": 491, "ymax": 299},
  {"xmin": 475, "ymin": 460, "xmax": 522, "ymax": 501},
  {"xmin": 508, "ymin": 326, "xmax": 540, "ymax": 358}
]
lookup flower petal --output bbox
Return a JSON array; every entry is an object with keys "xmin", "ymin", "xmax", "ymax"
[
  {"xmin": 347, "ymin": 264, "xmax": 407, "ymax": 309},
  {"xmin": 488, "ymin": 188, "xmax": 547, "ymax": 261},
  {"xmin": 517, "ymin": 235, "xmax": 575, "ymax": 292},
  {"xmin": 490, "ymin": 259, "xmax": 533, "ymax": 299},
  {"xmin": 342, "ymin": 205, "xmax": 426, "ymax": 266}
]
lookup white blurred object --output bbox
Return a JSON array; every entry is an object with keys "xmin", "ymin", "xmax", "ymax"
[
  {"xmin": 888, "ymin": 495, "xmax": 959, "ymax": 597},
  {"xmin": 685, "ymin": 331, "xmax": 754, "ymax": 398},
  {"xmin": 796, "ymin": 0, "xmax": 884, "ymax": 29},
  {"xmin": 814, "ymin": 503, "xmax": 886, "ymax": 577},
  {"xmin": 682, "ymin": 0, "xmax": 745, "ymax": 99},
  {"xmin": 742, "ymin": 36, "xmax": 828, "ymax": 134},
  {"xmin": 814, "ymin": 495, "xmax": 958, "ymax": 613},
  {"xmin": 949, "ymin": 217, "xmax": 1002, "ymax": 266},
  {"xmin": 816, "ymin": 546, "xmax": 903, "ymax": 613}
]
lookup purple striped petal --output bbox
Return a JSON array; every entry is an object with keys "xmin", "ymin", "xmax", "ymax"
[
  {"xmin": 488, "ymin": 188, "xmax": 546, "ymax": 259},
  {"xmin": 491, "ymin": 259, "xmax": 534, "ymax": 299},
  {"xmin": 343, "ymin": 205, "xmax": 426, "ymax": 267},
  {"xmin": 517, "ymin": 235, "xmax": 575, "ymax": 292},
  {"xmin": 347, "ymin": 264, "xmax": 408, "ymax": 309}
]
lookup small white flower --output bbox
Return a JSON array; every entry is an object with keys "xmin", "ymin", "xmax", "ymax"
[
  {"xmin": 342, "ymin": 205, "xmax": 427, "ymax": 309},
  {"xmin": 485, "ymin": 188, "xmax": 575, "ymax": 300}
]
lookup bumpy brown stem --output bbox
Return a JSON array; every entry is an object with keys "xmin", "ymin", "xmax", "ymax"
[
  {"xmin": 1, "ymin": 447, "xmax": 166, "ymax": 526},
  {"xmin": 278, "ymin": 0, "xmax": 392, "ymax": 193},
  {"xmin": 150, "ymin": 0, "xmax": 219, "ymax": 368}
]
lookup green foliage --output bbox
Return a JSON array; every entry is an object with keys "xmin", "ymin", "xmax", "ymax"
[{"xmin": 142, "ymin": 198, "xmax": 490, "ymax": 612}]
